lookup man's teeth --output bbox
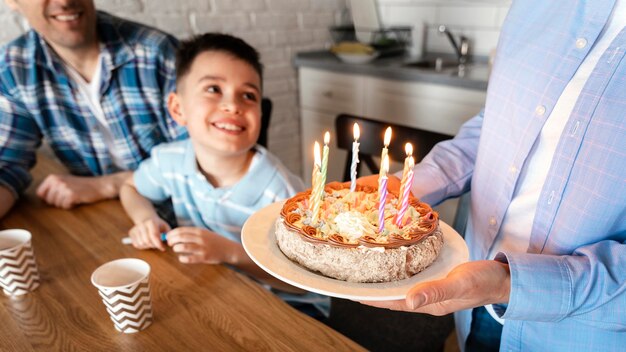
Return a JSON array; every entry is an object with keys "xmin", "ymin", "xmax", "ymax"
[
  {"xmin": 55, "ymin": 14, "xmax": 80, "ymax": 21},
  {"xmin": 214, "ymin": 122, "xmax": 243, "ymax": 131}
]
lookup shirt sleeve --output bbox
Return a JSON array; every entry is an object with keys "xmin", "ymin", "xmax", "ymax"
[
  {"xmin": 399, "ymin": 109, "xmax": 484, "ymax": 206},
  {"xmin": 495, "ymin": 239, "xmax": 626, "ymax": 331},
  {"xmin": 153, "ymin": 35, "xmax": 187, "ymax": 142},
  {"xmin": 133, "ymin": 148, "xmax": 170, "ymax": 202},
  {"xmin": 266, "ymin": 170, "xmax": 305, "ymax": 204},
  {"xmin": 0, "ymin": 79, "xmax": 42, "ymax": 197}
]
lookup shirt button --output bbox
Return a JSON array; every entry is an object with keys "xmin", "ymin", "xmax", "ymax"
[
  {"xmin": 489, "ymin": 217, "xmax": 497, "ymax": 226},
  {"xmin": 535, "ymin": 105, "xmax": 546, "ymax": 116},
  {"xmin": 509, "ymin": 165, "xmax": 518, "ymax": 174},
  {"xmin": 575, "ymin": 38, "xmax": 587, "ymax": 49}
]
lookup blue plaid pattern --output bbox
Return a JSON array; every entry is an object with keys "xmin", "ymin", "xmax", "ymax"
[
  {"xmin": 409, "ymin": 1, "xmax": 626, "ymax": 350},
  {"xmin": 0, "ymin": 12, "xmax": 187, "ymax": 197}
]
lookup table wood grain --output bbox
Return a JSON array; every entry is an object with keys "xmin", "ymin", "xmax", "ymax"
[{"xmin": 0, "ymin": 155, "xmax": 364, "ymax": 351}]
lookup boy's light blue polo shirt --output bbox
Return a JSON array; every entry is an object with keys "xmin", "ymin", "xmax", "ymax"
[
  {"xmin": 134, "ymin": 139, "xmax": 330, "ymax": 316},
  {"xmin": 134, "ymin": 139, "xmax": 303, "ymax": 242}
]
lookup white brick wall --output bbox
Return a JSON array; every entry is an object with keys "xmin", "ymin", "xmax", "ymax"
[{"xmin": 0, "ymin": 0, "xmax": 348, "ymax": 176}]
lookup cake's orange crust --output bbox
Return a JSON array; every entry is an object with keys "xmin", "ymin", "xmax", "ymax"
[{"xmin": 280, "ymin": 183, "xmax": 438, "ymax": 249}]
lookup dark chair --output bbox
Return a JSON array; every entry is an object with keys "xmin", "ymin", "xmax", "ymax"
[
  {"xmin": 335, "ymin": 114, "xmax": 452, "ymax": 180},
  {"xmin": 258, "ymin": 98, "xmax": 272, "ymax": 147},
  {"xmin": 328, "ymin": 114, "xmax": 456, "ymax": 352}
]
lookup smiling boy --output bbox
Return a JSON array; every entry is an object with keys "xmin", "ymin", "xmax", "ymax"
[{"xmin": 120, "ymin": 33, "xmax": 329, "ymax": 318}]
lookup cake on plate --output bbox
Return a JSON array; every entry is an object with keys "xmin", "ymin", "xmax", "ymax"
[{"xmin": 275, "ymin": 183, "xmax": 443, "ymax": 283}]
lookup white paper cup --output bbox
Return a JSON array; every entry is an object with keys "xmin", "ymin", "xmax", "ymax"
[
  {"xmin": 91, "ymin": 258, "xmax": 153, "ymax": 333},
  {"xmin": 0, "ymin": 229, "xmax": 41, "ymax": 296}
]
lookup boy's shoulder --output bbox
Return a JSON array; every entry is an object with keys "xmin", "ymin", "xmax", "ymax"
[
  {"xmin": 151, "ymin": 138, "xmax": 190, "ymax": 154},
  {"xmin": 146, "ymin": 139, "xmax": 191, "ymax": 167},
  {"xmin": 250, "ymin": 146, "xmax": 305, "ymax": 193}
]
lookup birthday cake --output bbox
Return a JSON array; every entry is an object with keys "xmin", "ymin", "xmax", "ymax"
[{"xmin": 275, "ymin": 183, "xmax": 443, "ymax": 283}]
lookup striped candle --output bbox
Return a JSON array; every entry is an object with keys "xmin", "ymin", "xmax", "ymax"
[
  {"xmin": 397, "ymin": 143, "xmax": 413, "ymax": 210},
  {"xmin": 310, "ymin": 141, "xmax": 323, "ymax": 224},
  {"xmin": 350, "ymin": 123, "xmax": 360, "ymax": 192},
  {"xmin": 396, "ymin": 157, "xmax": 415, "ymax": 227},
  {"xmin": 319, "ymin": 132, "xmax": 330, "ymax": 191},
  {"xmin": 378, "ymin": 127, "xmax": 392, "ymax": 178},
  {"xmin": 378, "ymin": 155, "xmax": 389, "ymax": 233}
]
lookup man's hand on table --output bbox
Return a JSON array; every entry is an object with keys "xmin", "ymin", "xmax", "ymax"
[
  {"xmin": 361, "ymin": 260, "xmax": 511, "ymax": 316},
  {"xmin": 36, "ymin": 171, "xmax": 132, "ymax": 209}
]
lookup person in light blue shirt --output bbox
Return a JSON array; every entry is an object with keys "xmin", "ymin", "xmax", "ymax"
[
  {"xmin": 120, "ymin": 33, "xmax": 329, "ymax": 318},
  {"xmin": 363, "ymin": 1, "xmax": 625, "ymax": 351}
]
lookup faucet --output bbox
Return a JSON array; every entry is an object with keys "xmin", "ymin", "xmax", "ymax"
[{"xmin": 438, "ymin": 25, "xmax": 469, "ymax": 67}]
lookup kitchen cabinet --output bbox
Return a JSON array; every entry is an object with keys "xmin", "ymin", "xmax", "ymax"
[{"xmin": 298, "ymin": 66, "xmax": 486, "ymax": 223}]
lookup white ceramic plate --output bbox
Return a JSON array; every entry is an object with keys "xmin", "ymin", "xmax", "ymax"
[
  {"xmin": 335, "ymin": 52, "xmax": 379, "ymax": 64},
  {"xmin": 242, "ymin": 202, "xmax": 469, "ymax": 301}
]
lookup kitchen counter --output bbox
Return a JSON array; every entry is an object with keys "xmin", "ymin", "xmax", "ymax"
[{"xmin": 294, "ymin": 50, "xmax": 489, "ymax": 91}]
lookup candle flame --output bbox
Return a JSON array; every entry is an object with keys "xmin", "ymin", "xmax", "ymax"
[
  {"xmin": 384, "ymin": 127, "xmax": 392, "ymax": 146},
  {"xmin": 314, "ymin": 141, "xmax": 321, "ymax": 166},
  {"xmin": 353, "ymin": 123, "xmax": 360, "ymax": 140},
  {"xmin": 324, "ymin": 131, "xmax": 330, "ymax": 145},
  {"xmin": 405, "ymin": 143, "xmax": 413, "ymax": 156}
]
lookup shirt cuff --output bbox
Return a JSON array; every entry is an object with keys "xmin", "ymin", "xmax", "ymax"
[
  {"xmin": 0, "ymin": 167, "xmax": 31, "ymax": 198},
  {"xmin": 495, "ymin": 251, "xmax": 571, "ymax": 322}
]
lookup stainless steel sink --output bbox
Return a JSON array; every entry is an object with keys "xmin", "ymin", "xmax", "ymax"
[{"xmin": 402, "ymin": 57, "xmax": 459, "ymax": 72}]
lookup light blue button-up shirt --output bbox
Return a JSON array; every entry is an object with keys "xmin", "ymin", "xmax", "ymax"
[{"xmin": 409, "ymin": 1, "xmax": 625, "ymax": 350}]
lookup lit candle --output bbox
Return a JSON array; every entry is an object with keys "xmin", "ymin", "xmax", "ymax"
[
  {"xmin": 350, "ymin": 123, "xmax": 360, "ymax": 192},
  {"xmin": 396, "ymin": 155, "xmax": 415, "ymax": 227},
  {"xmin": 397, "ymin": 143, "xmax": 413, "ymax": 211},
  {"xmin": 378, "ymin": 155, "xmax": 389, "ymax": 233},
  {"xmin": 379, "ymin": 127, "xmax": 392, "ymax": 178},
  {"xmin": 319, "ymin": 132, "xmax": 330, "ymax": 190},
  {"xmin": 310, "ymin": 141, "xmax": 323, "ymax": 224}
]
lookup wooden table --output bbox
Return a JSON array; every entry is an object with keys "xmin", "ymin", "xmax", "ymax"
[{"xmin": 0, "ymin": 156, "xmax": 363, "ymax": 351}]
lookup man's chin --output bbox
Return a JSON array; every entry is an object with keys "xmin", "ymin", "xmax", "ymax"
[{"xmin": 48, "ymin": 33, "xmax": 96, "ymax": 51}]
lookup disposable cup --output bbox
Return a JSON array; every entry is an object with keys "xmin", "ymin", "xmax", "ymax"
[
  {"xmin": 0, "ymin": 229, "xmax": 41, "ymax": 296},
  {"xmin": 91, "ymin": 258, "xmax": 153, "ymax": 333}
]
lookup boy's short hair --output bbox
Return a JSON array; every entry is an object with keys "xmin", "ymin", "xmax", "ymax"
[{"xmin": 175, "ymin": 33, "xmax": 263, "ymax": 89}]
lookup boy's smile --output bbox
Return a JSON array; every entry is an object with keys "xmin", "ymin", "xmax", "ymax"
[{"xmin": 168, "ymin": 50, "xmax": 262, "ymax": 158}]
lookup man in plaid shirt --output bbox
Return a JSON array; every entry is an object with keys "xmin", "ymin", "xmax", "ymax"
[{"xmin": 0, "ymin": 0, "xmax": 187, "ymax": 218}]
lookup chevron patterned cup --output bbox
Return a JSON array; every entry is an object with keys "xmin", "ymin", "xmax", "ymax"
[
  {"xmin": 91, "ymin": 258, "xmax": 153, "ymax": 333},
  {"xmin": 0, "ymin": 229, "xmax": 41, "ymax": 296}
]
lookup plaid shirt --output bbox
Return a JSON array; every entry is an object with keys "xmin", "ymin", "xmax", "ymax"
[
  {"xmin": 0, "ymin": 12, "xmax": 187, "ymax": 197},
  {"xmin": 410, "ymin": 0, "xmax": 625, "ymax": 350}
]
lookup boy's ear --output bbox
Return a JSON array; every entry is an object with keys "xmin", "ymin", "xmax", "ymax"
[{"xmin": 167, "ymin": 92, "xmax": 187, "ymax": 126}]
